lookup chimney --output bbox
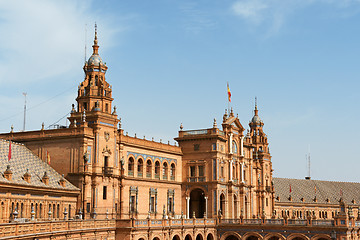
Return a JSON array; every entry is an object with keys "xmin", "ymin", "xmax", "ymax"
[
  {"xmin": 4, "ymin": 165, "xmax": 12, "ymax": 181},
  {"xmin": 42, "ymin": 171, "xmax": 49, "ymax": 185},
  {"xmin": 23, "ymin": 169, "xmax": 31, "ymax": 183}
]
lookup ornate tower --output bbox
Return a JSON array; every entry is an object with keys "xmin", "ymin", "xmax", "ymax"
[
  {"xmin": 69, "ymin": 24, "xmax": 114, "ymax": 127},
  {"xmin": 67, "ymin": 24, "xmax": 120, "ymax": 219},
  {"xmin": 249, "ymin": 98, "xmax": 274, "ymax": 217}
]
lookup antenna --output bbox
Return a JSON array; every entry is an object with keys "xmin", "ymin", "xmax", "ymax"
[
  {"xmin": 22, "ymin": 92, "xmax": 27, "ymax": 131},
  {"xmin": 305, "ymin": 145, "xmax": 311, "ymax": 180}
]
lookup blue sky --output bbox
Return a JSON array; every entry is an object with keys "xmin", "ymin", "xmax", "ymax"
[{"xmin": 1, "ymin": 0, "xmax": 360, "ymax": 181}]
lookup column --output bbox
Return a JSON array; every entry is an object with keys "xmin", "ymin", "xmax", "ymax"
[
  {"xmin": 229, "ymin": 133, "xmax": 233, "ymax": 154},
  {"xmin": 240, "ymin": 136, "xmax": 244, "ymax": 156},
  {"xmin": 186, "ymin": 197, "xmax": 190, "ymax": 219},
  {"xmin": 229, "ymin": 159, "xmax": 233, "ymax": 181},
  {"xmin": 241, "ymin": 163, "xmax": 244, "ymax": 183},
  {"xmin": 204, "ymin": 196, "xmax": 208, "ymax": 218}
]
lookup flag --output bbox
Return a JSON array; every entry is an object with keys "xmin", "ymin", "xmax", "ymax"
[
  {"xmin": 47, "ymin": 151, "xmax": 51, "ymax": 164},
  {"xmin": 227, "ymin": 82, "xmax": 231, "ymax": 102},
  {"xmin": 8, "ymin": 141, "xmax": 11, "ymax": 161},
  {"xmin": 289, "ymin": 184, "xmax": 292, "ymax": 193}
]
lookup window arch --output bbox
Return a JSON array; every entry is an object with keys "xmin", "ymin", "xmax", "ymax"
[
  {"xmin": 146, "ymin": 160, "xmax": 152, "ymax": 178},
  {"xmin": 137, "ymin": 158, "xmax": 143, "ymax": 177},
  {"xmin": 155, "ymin": 161, "xmax": 160, "ymax": 179},
  {"xmin": 170, "ymin": 163, "xmax": 176, "ymax": 180},
  {"xmin": 128, "ymin": 157, "xmax": 134, "ymax": 176},
  {"xmin": 232, "ymin": 141, "xmax": 238, "ymax": 153},
  {"xmin": 163, "ymin": 162, "xmax": 168, "ymax": 180}
]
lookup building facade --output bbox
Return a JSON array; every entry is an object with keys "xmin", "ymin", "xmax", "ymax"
[{"xmin": 1, "ymin": 27, "xmax": 360, "ymax": 240}]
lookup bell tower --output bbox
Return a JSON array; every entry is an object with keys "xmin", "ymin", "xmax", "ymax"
[
  {"xmin": 69, "ymin": 24, "xmax": 117, "ymax": 127},
  {"xmin": 249, "ymin": 98, "xmax": 274, "ymax": 218}
]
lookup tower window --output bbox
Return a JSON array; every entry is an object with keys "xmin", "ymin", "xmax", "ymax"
[
  {"xmin": 103, "ymin": 186, "xmax": 107, "ymax": 200},
  {"xmin": 105, "ymin": 103, "xmax": 109, "ymax": 112},
  {"xmin": 83, "ymin": 102, "xmax": 87, "ymax": 111}
]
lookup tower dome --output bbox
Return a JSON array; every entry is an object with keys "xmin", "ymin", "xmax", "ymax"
[{"xmin": 87, "ymin": 54, "xmax": 103, "ymax": 65}]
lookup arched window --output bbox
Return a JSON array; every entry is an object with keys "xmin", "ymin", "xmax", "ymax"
[
  {"xmin": 155, "ymin": 161, "xmax": 160, "ymax": 179},
  {"xmin": 128, "ymin": 157, "xmax": 134, "ymax": 176},
  {"xmin": 232, "ymin": 141, "xmax": 238, "ymax": 153},
  {"xmin": 170, "ymin": 163, "xmax": 176, "ymax": 180},
  {"xmin": 163, "ymin": 162, "xmax": 168, "ymax": 180},
  {"xmin": 137, "ymin": 158, "xmax": 143, "ymax": 177},
  {"xmin": 146, "ymin": 160, "xmax": 152, "ymax": 178}
]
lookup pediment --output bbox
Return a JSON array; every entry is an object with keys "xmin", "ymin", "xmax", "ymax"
[{"xmin": 223, "ymin": 116, "xmax": 244, "ymax": 133}]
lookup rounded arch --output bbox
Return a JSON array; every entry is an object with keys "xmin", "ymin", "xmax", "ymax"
[
  {"xmin": 190, "ymin": 188, "xmax": 206, "ymax": 218},
  {"xmin": 220, "ymin": 193, "xmax": 226, "ymax": 216},
  {"xmin": 232, "ymin": 140, "xmax": 238, "ymax": 153},
  {"xmin": 137, "ymin": 158, "xmax": 144, "ymax": 177},
  {"xmin": 311, "ymin": 235, "xmax": 331, "ymax": 240},
  {"xmin": 146, "ymin": 159, "xmax": 152, "ymax": 178},
  {"xmin": 220, "ymin": 231, "xmax": 241, "ymax": 240},
  {"xmin": 243, "ymin": 232, "xmax": 263, "ymax": 240},
  {"xmin": 152, "ymin": 237, "xmax": 161, "ymax": 240},
  {"xmin": 138, "ymin": 238, "xmax": 146, "ymax": 240},
  {"xmin": 170, "ymin": 163, "xmax": 176, "ymax": 180},
  {"xmin": 207, "ymin": 233, "xmax": 215, "ymax": 240},
  {"xmin": 264, "ymin": 233, "xmax": 286, "ymax": 240},
  {"xmin": 171, "ymin": 234, "xmax": 181, "ymax": 240},
  {"xmin": 154, "ymin": 160, "xmax": 160, "ymax": 179},
  {"xmin": 196, "ymin": 233, "xmax": 204, "ymax": 240},
  {"xmin": 185, "ymin": 234, "xmax": 193, "ymax": 240},
  {"xmin": 287, "ymin": 233, "xmax": 310, "ymax": 240},
  {"xmin": 128, "ymin": 157, "xmax": 134, "ymax": 176},
  {"xmin": 162, "ymin": 161, "xmax": 168, "ymax": 180}
]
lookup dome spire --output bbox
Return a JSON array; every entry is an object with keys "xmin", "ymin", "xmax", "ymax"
[
  {"xmin": 92, "ymin": 22, "xmax": 99, "ymax": 55},
  {"xmin": 254, "ymin": 96, "xmax": 258, "ymax": 116}
]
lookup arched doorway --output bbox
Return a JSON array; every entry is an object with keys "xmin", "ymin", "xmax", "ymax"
[
  {"xmin": 196, "ymin": 234, "xmax": 204, "ymax": 240},
  {"xmin": 220, "ymin": 193, "xmax": 225, "ymax": 217},
  {"xmin": 185, "ymin": 234, "xmax": 193, "ymax": 240},
  {"xmin": 292, "ymin": 238, "xmax": 305, "ymax": 240},
  {"xmin": 225, "ymin": 235, "xmax": 239, "ymax": 240},
  {"xmin": 207, "ymin": 233, "xmax": 214, "ymax": 240},
  {"xmin": 190, "ymin": 189, "xmax": 205, "ymax": 218},
  {"xmin": 172, "ymin": 235, "xmax": 181, "ymax": 240},
  {"xmin": 152, "ymin": 237, "xmax": 160, "ymax": 240},
  {"xmin": 247, "ymin": 236, "xmax": 259, "ymax": 240}
]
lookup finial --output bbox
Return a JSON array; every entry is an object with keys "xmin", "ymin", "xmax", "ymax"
[
  {"xmin": 213, "ymin": 118, "xmax": 217, "ymax": 128},
  {"xmin": 10, "ymin": 125, "xmax": 13, "ymax": 133},
  {"xmin": 230, "ymin": 107, "xmax": 234, "ymax": 116},
  {"xmin": 180, "ymin": 123, "xmax": 183, "ymax": 130},
  {"xmin": 112, "ymin": 106, "xmax": 117, "ymax": 115},
  {"xmin": 94, "ymin": 22, "xmax": 98, "ymax": 45},
  {"xmin": 254, "ymin": 97, "xmax": 259, "ymax": 116},
  {"xmin": 71, "ymin": 104, "xmax": 76, "ymax": 113},
  {"xmin": 118, "ymin": 117, "xmax": 122, "ymax": 129},
  {"xmin": 41, "ymin": 122, "xmax": 44, "ymax": 130}
]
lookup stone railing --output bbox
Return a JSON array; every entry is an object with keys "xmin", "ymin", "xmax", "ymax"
[
  {"xmin": 219, "ymin": 218, "xmax": 336, "ymax": 227},
  {"xmin": 128, "ymin": 218, "xmax": 216, "ymax": 229},
  {"xmin": 0, "ymin": 219, "xmax": 115, "ymax": 239}
]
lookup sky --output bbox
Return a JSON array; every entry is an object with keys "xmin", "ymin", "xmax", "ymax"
[{"xmin": 1, "ymin": 0, "xmax": 360, "ymax": 182}]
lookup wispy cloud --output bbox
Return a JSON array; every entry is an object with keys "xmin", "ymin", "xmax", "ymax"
[
  {"xmin": 179, "ymin": 2, "xmax": 217, "ymax": 33},
  {"xmin": 231, "ymin": 0, "xmax": 360, "ymax": 36},
  {"xmin": 0, "ymin": 0, "xmax": 121, "ymax": 86}
]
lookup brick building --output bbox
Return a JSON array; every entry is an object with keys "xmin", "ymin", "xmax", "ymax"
[{"xmin": 1, "ymin": 26, "xmax": 360, "ymax": 240}]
